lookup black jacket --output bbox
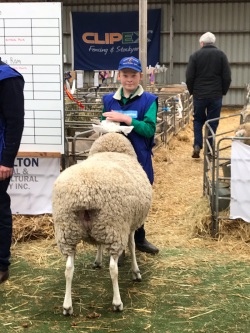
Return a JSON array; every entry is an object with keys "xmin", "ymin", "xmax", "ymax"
[
  {"xmin": 186, "ymin": 45, "xmax": 231, "ymax": 98},
  {"xmin": 0, "ymin": 60, "xmax": 25, "ymax": 167}
]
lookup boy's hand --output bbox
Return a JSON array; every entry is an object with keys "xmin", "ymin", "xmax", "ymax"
[{"xmin": 103, "ymin": 111, "xmax": 132, "ymax": 125}]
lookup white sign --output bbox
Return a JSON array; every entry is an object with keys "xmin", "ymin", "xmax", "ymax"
[
  {"xmin": 8, "ymin": 157, "xmax": 60, "ymax": 215},
  {"xmin": 230, "ymin": 140, "xmax": 250, "ymax": 223},
  {"xmin": 0, "ymin": 2, "xmax": 64, "ymax": 153}
]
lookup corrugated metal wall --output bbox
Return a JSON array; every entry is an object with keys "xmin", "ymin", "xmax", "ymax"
[
  {"xmin": 3, "ymin": 0, "xmax": 249, "ymax": 106},
  {"xmin": 60, "ymin": 0, "xmax": 250, "ymax": 106},
  {"xmin": 170, "ymin": 1, "xmax": 250, "ymax": 106}
]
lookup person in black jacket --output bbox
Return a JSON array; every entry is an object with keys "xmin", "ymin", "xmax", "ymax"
[
  {"xmin": 0, "ymin": 58, "xmax": 25, "ymax": 283},
  {"xmin": 186, "ymin": 32, "xmax": 231, "ymax": 158}
]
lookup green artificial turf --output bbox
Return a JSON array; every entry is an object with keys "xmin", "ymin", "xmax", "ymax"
[{"xmin": 1, "ymin": 246, "xmax": 250, "ymax": 333}]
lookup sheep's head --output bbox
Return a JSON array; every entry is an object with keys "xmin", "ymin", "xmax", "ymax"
[
  {"xmin": 89, "ymin": 132, "xmax": 137, "ymax": 158},
  {"xmin": 235, "ymin": 122, "xmax": 250, "ymax": 145},
  {"xmin": 235, "ymin": 122, "xmax": 250, "ymax": 135}
]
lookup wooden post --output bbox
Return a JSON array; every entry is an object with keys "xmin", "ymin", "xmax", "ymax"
[{"xmin": 139, "ymin": 0, "xmax": 147, "ymax": 90}]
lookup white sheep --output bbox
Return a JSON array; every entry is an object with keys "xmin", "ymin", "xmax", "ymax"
[
  {"xmin": 240, "ymin": 104, "xmax": 250, "ymax": 123},
  {"xmin": 235, "ymin": 122, "xmax": 250, "ymax": 145},
  {"xmin": 52, "ymin": 132, "xmax": 152, "ymax": 315}
]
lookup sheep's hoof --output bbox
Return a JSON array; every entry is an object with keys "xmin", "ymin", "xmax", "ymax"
[
  {"xmin": 132, "ymin": 271, "xmax": 142, "ymax": 282},
  {"xmin": 63, "ymin": 306, "xmax": 73, "ymax": 316},
  {"xmin": 113, "ymin": 302, "xmax": 123, "ymax": 312},
  {"xmin": 93, "ymin": 262, "xmax": 102, "ymax": 269},
  {"xmin": 133, "ymin": 277, "xmax": 142, "ymax": 282}
]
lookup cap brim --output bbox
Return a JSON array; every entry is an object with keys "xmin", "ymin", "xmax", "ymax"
[{"xmin": 118, "ymin": 65, "xmax": 142, "ymax": 72}]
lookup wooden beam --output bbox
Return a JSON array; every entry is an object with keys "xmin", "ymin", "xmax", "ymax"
[
  {"xmin": 139, "ymin": 0, "xmax": 147, "ymax": 90},
  {"xmin": 169, "ymin": 0, "xmax": 174, "ymax": 84},
  {"xmin": 17, "ymin": 152, "xmax": 61, "ymax": 158}
]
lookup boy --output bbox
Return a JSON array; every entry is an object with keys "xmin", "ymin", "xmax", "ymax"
[{"xmin": 102, "ymin": 56, "xmax": 159, "ymax": 261}]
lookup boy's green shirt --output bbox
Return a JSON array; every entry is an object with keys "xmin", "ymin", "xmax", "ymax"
[{"xmin": 102, "ymin": 85, "xmax": 157, "ymax": 139}]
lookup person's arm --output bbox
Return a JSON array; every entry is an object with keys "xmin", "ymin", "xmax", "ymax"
[
  {"xmin": 221, "ymin": 54, "xmax": 232, "ymax": 95},
  {"xmin": 101, "ymin": 107, "xmax": 106, "ymax": 121},
  {"xmin": 102, "ymin": 108, "xmax": 132, "ymax": 125},
  {"xmin": 131, "ymin": 101, "xmax": 157, "ymax": 138},
  {"xmin": 186, "ymin": 54, "xmax": 196, "ymax": 95},
  {"xmin": 102, "ymin": 101, "xmax": 157, "ymax": 138},
  {"xmin": 0, "ymin": 76, "xmax": 25, "ymax": 167}
]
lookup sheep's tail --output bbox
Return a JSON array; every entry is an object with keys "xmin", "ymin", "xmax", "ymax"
[
  {"xmin": 53, "ymin": 177, "xmax": 101, "ymax": 212},
  {"xmin": 78, "ymin": 209, "xmax": 93, "ymax": 233}
]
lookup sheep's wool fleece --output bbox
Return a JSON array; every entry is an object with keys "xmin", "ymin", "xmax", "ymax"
[
  {"xmin": 236, "ymin": 122, "xmax": 250, "ymax": 145},
  {"xmin": 52, "ymin": 133, "xmax": 152, "ymax": 256}
]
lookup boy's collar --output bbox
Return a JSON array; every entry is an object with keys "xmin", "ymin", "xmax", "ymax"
[{"xmin": 113, "ymin": 84, "xmax": 144, "ymax": 100}]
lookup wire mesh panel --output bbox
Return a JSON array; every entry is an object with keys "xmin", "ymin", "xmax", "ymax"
[
  {"xmin": 203, "ymin": 113, "xmax": 247, "ymax": 237},
  {"xmin": 63, "ymin": 86, "xmax": 194, "ymax": 166}
]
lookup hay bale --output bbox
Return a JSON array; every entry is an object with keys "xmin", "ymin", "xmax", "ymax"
[
  {"xmin": 186, "ymin": 197, "xmax": 212, "ymax": 238},
  {"xmin": 186, "ymin": 196, "xmax": 250, "ymax": 242},
  {"xmin": 12, "ymin": 214, "xmax": 54, "ymax": 244}
]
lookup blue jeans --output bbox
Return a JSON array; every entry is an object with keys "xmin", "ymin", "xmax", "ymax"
[
  {"xmin": 0, "ymin": 177, "xmax": 12, "ymax": 271},
  {"xmin": 193, "ymin": 97, "xmax": 222, "ymax": 149}
]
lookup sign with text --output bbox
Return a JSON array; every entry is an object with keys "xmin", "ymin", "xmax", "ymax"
[
  {"xmin": 0, "ymin": 2, "xmax": 64, "ymax": 154},
  {"xmin": 8, "ymin": 157, "xmax": 60, "ymax": 215},
  {"xmin": 71, "ymin": 9, "xmax": 161, "ymax": 70}
]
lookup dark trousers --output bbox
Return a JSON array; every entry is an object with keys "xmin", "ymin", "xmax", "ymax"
[
  {"xmin": 0, "ymin": 177, "xmax": 12, "ymax": 271},
  {"xmin": 134, "ymin": 162, "xmax": 154, "ymax": 244},
  {"xmin": 134, "ymin": 225, "xmax": 146, "ymax": 243},
  {"xmin": 193, "ymin": 97, "xmax": 222, "ymax": 149}
]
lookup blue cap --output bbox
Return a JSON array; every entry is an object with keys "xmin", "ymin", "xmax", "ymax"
[{"xmin": 118, "ymin": 57, "xmax": 142, "ymax": 72}]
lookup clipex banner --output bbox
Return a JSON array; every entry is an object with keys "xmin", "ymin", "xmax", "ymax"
[{"xmin": 71, "ymin": 9, "xmax": 161, "ymax": 70}]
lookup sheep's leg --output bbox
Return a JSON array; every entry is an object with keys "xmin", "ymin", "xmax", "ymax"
[
  {"xmin": 109, "ymin": 255, "xmax": 123, "ymax": 311},
  {"xmin": 93, "ymin": 244, "xmax": 103, "ymax": 268},
  {"xmin": 128, "ymin": 232, "xmax": 142, "ymax": 282},
  {"xmin": 63, "ymin": 254, "xmax": 74, "ymax": 315}
]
